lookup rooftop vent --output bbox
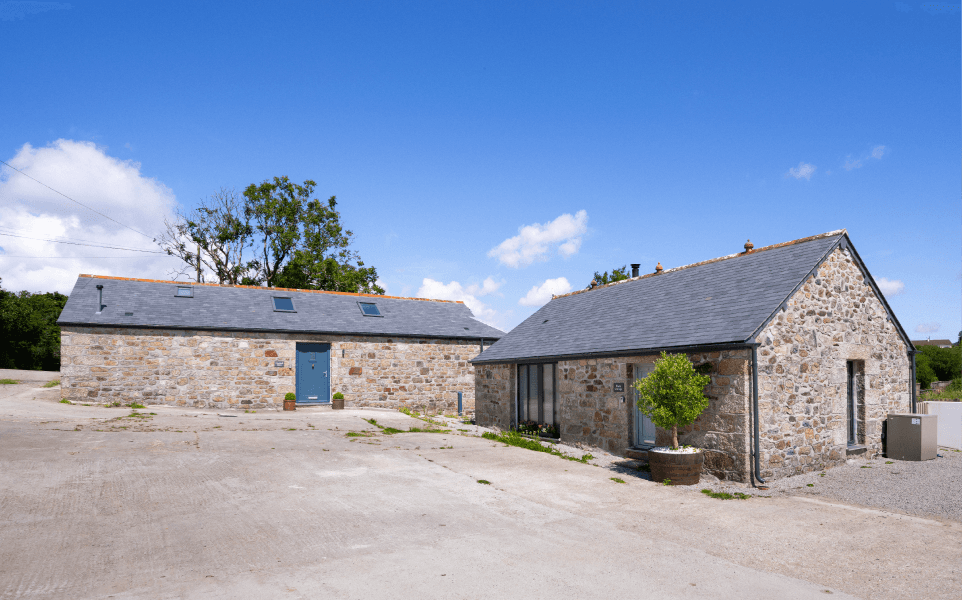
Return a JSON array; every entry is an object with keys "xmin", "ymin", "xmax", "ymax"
[
  {"xmin": 631, "ymin": 264, "xmax": 640, "ymax": 277},
  {"xmin": 744, "ymin": 239, "xmax": 754, "ymax": 253},
  {"xmin": 589, "ymin": 279, "xmax": 598, "ymax": 289},
  {"xmin": 654, "ymin": 262, "xmax": 663, "ymax": 274}
]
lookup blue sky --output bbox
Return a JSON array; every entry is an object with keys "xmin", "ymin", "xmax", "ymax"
[{"xmin": 0, "ymin": 1, "xmax": 959, "ymax": 337}]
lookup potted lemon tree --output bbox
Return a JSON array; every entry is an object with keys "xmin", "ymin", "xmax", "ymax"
[{"xmin": 634, "ymin": 352, "xmax": 711, "ymax": 485}]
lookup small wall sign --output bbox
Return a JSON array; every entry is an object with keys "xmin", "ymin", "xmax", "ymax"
[
  {"xmin": 275, "ymin": 360, "xmax": 284, "ymax": 367},
  {"xmin": 613, "ymin": 382, "xmax": 625, "ymax": 392}
]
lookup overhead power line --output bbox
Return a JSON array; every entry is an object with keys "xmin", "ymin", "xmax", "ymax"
[
  {"xmin": 0, "ymin": 158, "xmax": 155, "ymax": 240},
  {"xmin": 0, "ymin": 231, "xmax": 166, "ymax": 253},
  {"xmin": 0, "ymin": 225, "xmax": 155, "ymax": 249},
  {"xmin": 0, "ymin": 255, "xmax": 154, "ymax": 259}
]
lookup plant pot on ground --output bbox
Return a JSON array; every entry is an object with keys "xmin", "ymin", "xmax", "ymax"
[
  {"xmin": 283, "ymin": 392, "xmax": 296, "ymax": 411},
  {"xmin": 332, "ymin": 392, "xmax": 345, "ymax": 410},
  {"xmin": 633, "ymin": 352, "xmax": 711, "ymax": 486}
]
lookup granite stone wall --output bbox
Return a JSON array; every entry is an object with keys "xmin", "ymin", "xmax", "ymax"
[
  {"xmin": 474, "ymin": 350, "xmax": 751, "ymax": 481},
  {"xmin": 61, "ymin": 326, "xmax": 482, "ymax": 413},
  {"xmin": 755, "ymin": 246, "xmax": 911, "ymax": 479}
]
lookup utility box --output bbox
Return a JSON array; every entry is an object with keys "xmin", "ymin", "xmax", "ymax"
[{"xmin": 886, "ymin": 414, "xmax": 937, "ymax": 461}]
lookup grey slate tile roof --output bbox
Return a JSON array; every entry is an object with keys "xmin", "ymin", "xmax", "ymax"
[
  {"xmin": 58, "ymin": 276, "xmax": 505, "ymax": 340},
  {"xmin": 472, "ymin": 231, "xmax": 851, "ymax": 364}
]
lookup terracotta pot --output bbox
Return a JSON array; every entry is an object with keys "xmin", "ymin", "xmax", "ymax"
[
  {"xmin": 648, "ymin": 448, "xmax": 704, "ymax": 486},
  {"xmin": 283, "ymin": 400, "xmax": 296, "ymax": 411},
  {"xmin": 332, "ymin": 398, "xmax": 345, "ymax": 410}
]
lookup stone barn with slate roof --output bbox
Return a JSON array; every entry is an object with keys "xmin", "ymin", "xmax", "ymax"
[
  {"xmin": 471, "ymin": 230, "xmax": 916, "ymax": 482},
  {"xmin": 58, "ymin": 275, "xmax": 503, "ymax": 412}
]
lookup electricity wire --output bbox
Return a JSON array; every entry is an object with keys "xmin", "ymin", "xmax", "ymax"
[
  {"xmin": 0, "ymin": 231, "xmax": 166, "ymax": 253},
  {"xmin": 0, "ymin": 158, "xmax": 155, "ymax": 240}
]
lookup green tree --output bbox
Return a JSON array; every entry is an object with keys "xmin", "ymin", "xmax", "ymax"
[
  {"xmin": 915, "ymin": 353, "xmax": 937, "ymax": 389},
  {"xmin": 916, "ymin": 344, "xmax": 961, "ymax": 386},
  {"xmin": 633, "ymin": 352, "xmax": 711, "ymax": 449},
  {"xmin": 0, "ymin": 279, "xmax": 68, "ymax": 371},
  {"xmin": 593, "ymin": 265, "xmax": 630, "ymax": 286}
]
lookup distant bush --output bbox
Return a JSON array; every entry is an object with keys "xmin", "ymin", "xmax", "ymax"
[{"xmin": 0, "ymin": 279, "xmax": 67, "ymax": 371}]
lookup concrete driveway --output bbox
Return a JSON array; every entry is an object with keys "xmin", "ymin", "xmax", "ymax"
[{"xmin": 0, "ymin": 377, "xmax": 958, "ymax": 599}]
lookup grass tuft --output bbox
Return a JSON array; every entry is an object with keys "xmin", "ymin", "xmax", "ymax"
[
  {"xmin": 0, "ymin": 379, "xmax": 18, "ymax": 384},
  {"xmin": 128, "ymin": 403, "xmax": 146, "ymax": 409},
  {"xmin": 477, "ymin": 479, "xmax": 491, "ymax": 485},
  {"xmin": 610, "ymin": 477, "xmax": 626, "ymax": 484},
  {"xmin": 43, "ymin": 380, "xmax": 60, "ymax": 388},
  {"xmin": 482, "ymin": 430, "xmax": 592, "ymax": 463},
  {"xmin": 346, "ymin": 431, "xmax": 374, "ymax": 437},
  {"xmin": 59, "ymin": 398, "xmax": 71, "ymax": 404},
  {"xmin": 701, "ymin": 489, "xmax": 751, "ymax": 500}
]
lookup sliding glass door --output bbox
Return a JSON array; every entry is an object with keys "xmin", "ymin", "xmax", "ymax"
[{"xmin": 517, "ymin": 363, "xmax": 556, "ymax": 425}]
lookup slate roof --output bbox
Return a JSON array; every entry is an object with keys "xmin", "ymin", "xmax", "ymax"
[
  {"xmin": 58, "ymin": 275, "xmax": 505, "ymax": 340},
  {"xmin": 472, "ymin": 230, "xmax": 910, "ymax": 364}
]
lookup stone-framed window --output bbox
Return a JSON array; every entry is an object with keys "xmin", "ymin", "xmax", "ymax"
[{"xmin": 517, "ymin": 363, "xmax": 556, "ymax": 426}]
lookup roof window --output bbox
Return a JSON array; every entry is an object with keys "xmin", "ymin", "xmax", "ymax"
[
  {"xmin": 272, "ymin": 297, "xmax": 295, "ymax": 312},
  {"xmin": 175, "ymin": 286, "xmax": 193, "ymax": 298},
  {"xmin": 358, "ymin": 302, "xmax": 381, "ymax": 317}
]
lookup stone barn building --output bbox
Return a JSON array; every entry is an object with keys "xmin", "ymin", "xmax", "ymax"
[
  {"xmin": 58, "ymin": 275, "xmax": 503, "ymax": 412},
  {"xmin": 471, "ymin": 230, "xmax": 916, "ymax": 482}
]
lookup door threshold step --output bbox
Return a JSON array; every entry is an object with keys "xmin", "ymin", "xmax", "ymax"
[{"xmin": 625, "ymin": 448, "xmax": 650, "ymax": 460}]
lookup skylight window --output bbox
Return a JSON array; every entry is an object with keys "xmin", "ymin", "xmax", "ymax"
[
  {"xmin": 272, "ymin": 297, "xmax": 295, "ymax": 312},
  {"xmin": 175, "ymin": 286, "xmax": 193, "ymax": 298},
  {"xmin": 358, "ymin": 302, "xmax": 381, "ymax": 317}
]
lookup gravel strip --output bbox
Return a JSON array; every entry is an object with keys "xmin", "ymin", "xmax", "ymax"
[{"xmin": 700, "ymin": 448, "xmax": 962, "ymax": 522}]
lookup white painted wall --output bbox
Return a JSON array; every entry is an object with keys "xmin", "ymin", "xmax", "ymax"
[{"xmin": 918, "ymin": 402, "xmax": 962, "ymax": 450}]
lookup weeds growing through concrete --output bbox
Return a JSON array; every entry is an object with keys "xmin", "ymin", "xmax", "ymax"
[
  {"xmin": 43, "ymin": 380, "xmax": 60, "ymax": 388},
  {"xmin": 0, "ymin": 379, "xmax": 18, "ymax": 384},
  {"xmin": 701, "ymin": 489, "xmax": 751, "ymax": 500},
  {"xmin": 481, "ymin": 431, "xmax": 592, "ymax": 463},
  {"xmin": 610, "ymin": 477, "xmax": 626, "ymax": 484},
  {"xmin": 346, "ymin": 431, "xmax": 374, "ymax": 437},
  {"xmin": 59, "ymin": 398, "xmax": 71, "ymax": 404}
]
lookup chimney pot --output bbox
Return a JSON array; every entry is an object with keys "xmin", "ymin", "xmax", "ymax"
[
  {"xmin": 744, "ymin": 239, "xmax": 754, "ymax": 253},
  {"xmin": 590, "ymin": 279, "xmax": 598, "ymax": 289},
  {"xmin": 630, "ymin": 263, "xmax": 640, "ymax": 277},
  {"xmin": 655, "ymin": 262, "xmax": 663, "ymax": 274}
]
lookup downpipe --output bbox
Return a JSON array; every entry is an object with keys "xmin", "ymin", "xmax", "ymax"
[{"xmin": 751, "ymin": 344, "xmax": 766, "ymax": 485}]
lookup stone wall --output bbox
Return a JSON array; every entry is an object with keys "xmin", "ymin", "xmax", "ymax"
[
  {"xmin": 474, "ymin": 350, "xmax": 751, "ymax": 481},
  {"xmin": 474, "ymin": 363, "xmax": 514, "ymax": 430},
  {"xmin": 755, "ymin": 246, "xmax": 912, "ymax": 479},
  {"xmin": 61, "ymin": 327, "xmax": 482, "ymax": 413}
]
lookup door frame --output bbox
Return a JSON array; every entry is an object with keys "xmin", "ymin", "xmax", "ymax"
[
  {"xmin": 632, "ymin": 362, "xmax": 657, "ymax": 447},
  {"xmin": 296, "ymin": 342, "xmax": 331, "ymax": 404}
]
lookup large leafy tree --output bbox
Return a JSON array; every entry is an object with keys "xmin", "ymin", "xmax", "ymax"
[
  {"xmin": 0, "ymin": 279, "xmax": 68, "ymax": 371},
  {"xmin": 633, "ymin": 352, "xmax": 711, "ymax": 449},
  {"xmin": 158, "ymin": 177, "xmax": 382, "ymax": 293},
  {"xmin": 916, "ymin": 343, "xmax": 961, "ymax": 387}
]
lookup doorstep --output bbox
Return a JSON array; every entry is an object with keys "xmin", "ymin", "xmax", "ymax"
[
  {"xmin": 295, "ymin": 403, "xmax": 333, "ymax": 411},
  {"xmin": 846, "ymin": 444, "xmax": 867, "ymax": 456},
  {"xmin": 625, "ymin": 447, "xmax": 650, "ymax": 461}
]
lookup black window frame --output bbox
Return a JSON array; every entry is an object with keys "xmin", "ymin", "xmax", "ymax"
[
  {"xmin": 357, "ymin": 301, "xmax": 382, "ymax": 317},
  {"xmin": 174, "ymin": 286, "xmax": 193, "ymax": 298},
  {"xmin": 517, "ymin": 363, "xmax": 557, "ymax": 427},
  {"xmin": 272, "ymin": 296, "xmax": 296, "ymax": 312}
]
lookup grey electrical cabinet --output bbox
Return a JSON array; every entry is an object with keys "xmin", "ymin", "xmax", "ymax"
[{"xmin": 886, "ymin": 414, "xmax": 937, "ymax": 461}]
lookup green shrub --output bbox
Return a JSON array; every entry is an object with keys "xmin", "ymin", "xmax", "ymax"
[
  {"xmin": 332, "ymin": 392, "xmax": 344, "ymax": 400},
  {"xmin": 634, "ymin": 352, "xmax": 711, "ymax": 449},
  {"xmin": 284, "ymin": 392, "xmax": 296, "ymax": 401}
]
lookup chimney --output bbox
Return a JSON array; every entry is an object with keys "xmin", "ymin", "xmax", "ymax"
[
  {"xmin": 743, "ymin": 239, "xmax": 754, "ymax": 253},
  {"xmin": 96, "ymin": 284, "xmax": 104, "ymax": 314},
  {"xmin": 654, "ymin": 262, "xmax": 663, "ymax": 274},
  {"xmin": 631, "ymin": 264, "xmax": 640, "ymax": 277},
  {"xmin": 589, "ymin": 279, "xmax": 598, "ymax": 289}
]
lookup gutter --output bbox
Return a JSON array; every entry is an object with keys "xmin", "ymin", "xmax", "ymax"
[
  {"xmin": 470, "ymin": 341, "xmax": 753, "ymax": 365},
  {"xmin": 750, "ymin": 344, "xmax": 766, "ymax": 485}
]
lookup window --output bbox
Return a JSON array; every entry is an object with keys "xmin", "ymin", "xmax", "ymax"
[
  {"xmin": 517, "ymin": 363, "xmax": 556, "ymax": 426},
  {"xmin": 175, "ymin": 286, "xmax": 193, "ymax": 298},
  {"xmin": 358, "ymin": 302, "xmax": 381, "ymax": 317},
  {"xmin": 272, "ymin": 297, "xmax": 295, "ymax": 312}
]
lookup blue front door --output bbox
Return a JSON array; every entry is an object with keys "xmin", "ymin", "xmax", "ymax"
[{"xmin": 296, "ymin": 343, "xmax": 330, "ymax": 404}]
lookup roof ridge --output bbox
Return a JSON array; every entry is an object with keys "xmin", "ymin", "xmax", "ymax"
[
  {"xmin": 77, "ymin": 274, "xmax": 464, "ymax": 304},
  {"xmin": 553, "ymin": 229, "xmax": 847, "ymax": 300}
]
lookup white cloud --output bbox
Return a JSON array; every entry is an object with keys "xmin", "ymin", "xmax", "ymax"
[
  {"xmin": 465, "ymin": 276, "xmax": 503, "ymax": 297},
  {"xmin": 417, "ymin": 278, "xmax": 501, "ymax": 327},
  {"xmin": 875, "ymin": 277, "xmax": 904, "ymax": 296},
  {"xmin": 871, "ymin": 145, "xmax": 886, "ymax": 159},
  {"xmin": 787, "ymin": 162, "xmax": 816, "ymax": 180},
  {"xmin": 845, "ymin": 145, "xmax": 887, "ymax": 170},
  {"xmin": 488, "ymin": 210, "xmax": 588, "ymax": 268},
  {"xmin": 0, "ymin": 139, "xmax": 183, "ymax": 294},
  {"xmin": 518, "ymin": 277, "xmax": 572, "ymax": 307},
  {"xmin": 843, "ymin": 158, "xmax": 862, "ymax": 171},
  {"xmin": 915, "ymin": 322, "xmax": 940, "ymax": 334}
]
